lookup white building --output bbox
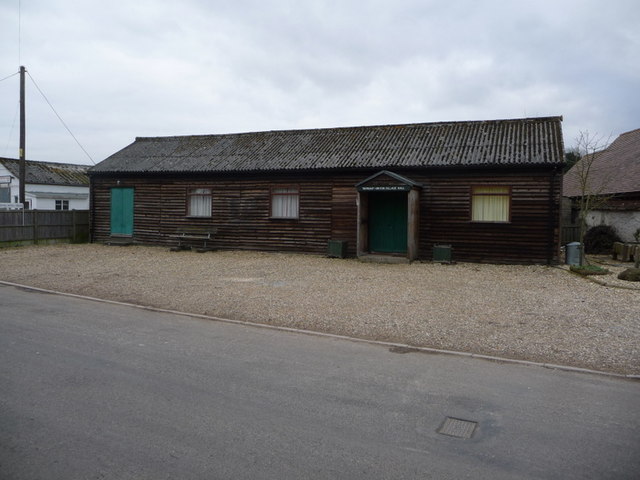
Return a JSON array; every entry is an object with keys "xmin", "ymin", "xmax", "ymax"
[
  {"xmin": 563, "ymin": 128, "xmax": 640, "ymax": 243},
  {"xmin": 0, "ymin": 157, "xmax": 90, "ymax": 210}
]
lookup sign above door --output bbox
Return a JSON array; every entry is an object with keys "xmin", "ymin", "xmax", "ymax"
[{"xmin": 355, "ymin": 170, "xmax": 423, "ymax": 192}]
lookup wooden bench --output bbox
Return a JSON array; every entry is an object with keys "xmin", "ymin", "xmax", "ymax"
[{"xmin": 168, "ymin": 227, "xmax": 217, "ymax": 252}]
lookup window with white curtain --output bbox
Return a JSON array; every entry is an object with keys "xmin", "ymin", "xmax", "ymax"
[
  {"xmin": 271, "ymin": 187, "xmax": 299, "ymax": 219},
  {"xmin": 188, "ymin": 188, "xmax": 212, "ymax": 217},
  {"xmin": 471, "ymin": 186, "xmax": 510, "ymax": 222}
]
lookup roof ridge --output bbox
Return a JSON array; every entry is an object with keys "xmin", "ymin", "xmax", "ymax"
[
  {"xmin": 0, "ymin": 157, "xmax": 91, "ymax": 169},
  {"xmin": 618, "ymin": 128, "xmax": 640, "ymax": 138},
  {"xmin": 95, "ymin": 116, "xmax": 565, "ymax": 174},
  {"xmin": 134, "ymin": 116, "xmax": 564, "ymax": 142}
]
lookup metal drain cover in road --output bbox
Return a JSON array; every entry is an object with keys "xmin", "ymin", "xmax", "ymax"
[{"xmin": 437, "ymin": 417, "xmax": 478, "ymax": 439}]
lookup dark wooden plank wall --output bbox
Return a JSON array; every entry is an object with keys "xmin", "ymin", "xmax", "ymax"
[
  {"xmin": 91, "ymin": 167, "xmax": 561, "ymax": 263},
  {"xmin": 92, "ymin": 174, "xmax": 333, "ymax": 254},
  {"xmin": 421, "ymin": 170, "xmax": 561, "ymax": 263},
  {"xmin": 331, "ymin": 179, "xmax": 359, "ymax": 257}
]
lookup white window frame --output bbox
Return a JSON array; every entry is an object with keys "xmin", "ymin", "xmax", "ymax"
[
  {"xmin": 471, "ymin": 186, "xmax": 511, "ymax": 223},
  {"xmin": 271, "ymin": 186, "xmax": 299, "ymax": 219},
  {"xmin": 0, "ymin": 185, "xmax": 10, "ymax": 203},
  {"xmin": 187, "ymin": 188, "xmax": 212, "ymax": 217},
  {"xmin": 55, "ymin": 199, "xmax": 70, "ymax": 210}
]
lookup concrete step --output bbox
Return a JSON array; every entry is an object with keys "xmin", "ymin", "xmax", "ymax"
[
  {"xmin": 358, "ymin": 253, "xmax": 410, "ymax": 264},
  {"xmin": 104, "ymin": 236, "xmax": 134, "ymax": 246}
]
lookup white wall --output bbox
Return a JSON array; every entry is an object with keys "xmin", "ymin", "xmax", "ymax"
[
  {"xmin": 0, "ymin": 165, "xmax": 89, "ymax": 210},
  {"xmin": 586, "ymin": 210, "xmax": 640, "ymax": 242},
  {"xmin": 26, "ymin": 184, "xmax": 89, "ymax": 210},
  {"xmin": 0, "ymin": 165, "xmax": 15, "ymax": 203}
]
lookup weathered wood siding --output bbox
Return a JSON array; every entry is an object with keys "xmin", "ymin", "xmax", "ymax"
[
  {"xmin": 0, "ymin": 210, "xmax": 89, "ymax": 246},
  {"xmin": 92, "ymin": 173, "xmax": 334, "ymax": 254},
  {"xmin": 421, "ymin": 169, "xmax": 561, "ymax": 263},
  {"xmin": 331, "ymin": 179, "xmax": 359, "ymax": 257},
  {"xmin": 91, "ymin": 166, "xmax": 561, "ymax": 263}
]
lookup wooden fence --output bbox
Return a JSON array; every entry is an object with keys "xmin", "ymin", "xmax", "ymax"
[
  {"xmin": 561, "ymin": 225, "xmax": 580, "ymax": 245},
  {"xmin": 0, "ymin": 210, "xmax": 90, "ymax": 246}
]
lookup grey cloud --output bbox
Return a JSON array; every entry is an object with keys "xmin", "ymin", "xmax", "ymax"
[{"xmin": 0, "ymin": 0, "xmax": 638, "ymax": 163}]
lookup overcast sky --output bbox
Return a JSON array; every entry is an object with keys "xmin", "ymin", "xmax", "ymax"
[{"xmin": 1, "ymin": 0, "xmax": 639, "ymax": 166}]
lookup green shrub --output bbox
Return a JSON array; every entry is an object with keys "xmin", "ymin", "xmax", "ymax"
[
  {"xmin": 584, "ymin": 225, "xmax": 621, "ymax": 254},
  {"xmin": 570, "ymin": 265, "xmax": 610, "ymax": 276}
]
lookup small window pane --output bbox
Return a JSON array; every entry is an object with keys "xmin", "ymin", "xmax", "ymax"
[
  {"xmin": 472, "ymin": 186, "xmax": 510, "ymax": 222},
  {"xmin": 55, "ymin": 200, "xmax": 69, "ymax": 211},
  {"xmin": 271, "ymin": 187, "xmax": 299, "ymax": 218},
  {"xmin": 188, "ymin": 188, "xmax": 212, "ymax": 217}
]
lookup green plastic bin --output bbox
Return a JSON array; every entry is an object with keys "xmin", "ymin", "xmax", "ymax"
[
  {"xmin": 433, "ymin": 244, "xmax": 452, "ymax": 263},
  {"xmin": 328, "ymin": 240, "xmax": 348, "ymax": 258}
]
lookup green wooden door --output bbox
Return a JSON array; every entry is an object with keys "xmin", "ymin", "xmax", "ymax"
[
  {"xmin": 369, "ymin": 192, "xmax": 407, "ymax": 253},
  {"xmin": 110, "ymin": 187, "xmax": 134, "ymax": 236}
]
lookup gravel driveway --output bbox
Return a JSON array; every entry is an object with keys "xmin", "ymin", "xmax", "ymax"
[{"xmin": 1, "ymin": 244, "xmax": 638, "ymax": 375}]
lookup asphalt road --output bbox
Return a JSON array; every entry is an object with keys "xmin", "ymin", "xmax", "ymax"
[{"xmin": 1, "ymin": 284, "xmax": 639, "ymax": 480}]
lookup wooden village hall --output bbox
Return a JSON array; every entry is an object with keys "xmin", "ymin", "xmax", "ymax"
[{"xmin": 89, "ymin": 116, "xmax": 565, "ymax": 263}]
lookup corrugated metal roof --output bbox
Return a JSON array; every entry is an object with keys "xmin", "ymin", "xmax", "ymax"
[
  {"xmin": 0, "ymin": 158, "xmax": 90, "ymax": 186},
  {"xmin": 563, "ymin": 128, "xmax": 640, "ymax": 197},
  {"xmin": 90, "ymin": 116, "xmax": 564, "ymax": 175}
]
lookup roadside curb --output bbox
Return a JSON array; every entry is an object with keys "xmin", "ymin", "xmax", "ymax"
[{"xmin": 2, "ymin": 280, "xmax": 638, "ymax": 381}]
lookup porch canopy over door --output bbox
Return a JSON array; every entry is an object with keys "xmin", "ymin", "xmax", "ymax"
[{"xmin": 356, "ymin": 170, "xmax": 422, "ymax": 261}]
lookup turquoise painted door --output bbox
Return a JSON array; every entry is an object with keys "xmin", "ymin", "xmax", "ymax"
[
  {"xmin": 369, "ymin": 192, "xmax": 407, "ymax": 253},
  {"xmin": 110, "ymin": 187, "xmax": 134, "ymax": 236}
]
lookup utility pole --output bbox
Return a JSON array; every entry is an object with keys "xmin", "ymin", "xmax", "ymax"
[{"xmin": 19, "ymin": 65, "xmax": 26, "ymax": 207}]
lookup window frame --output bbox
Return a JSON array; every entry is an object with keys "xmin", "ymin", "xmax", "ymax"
[
  {"xmin": 55, "ymin": 199, "xmax": 70, "ymax": 210},
  {"xmin": 470, "ymin": 185, "xmax": 512, "ymax": 223},
  {"xmin": 0, "ymin": 186, "xmax": 10, "ymax": 203},
  {"xmin": 270, "ymin": 185, "xmax": 300, "ymax": 220},
  {"xmin": 186, "ymin": 187, "xmax": 213, "ymax": 218}
]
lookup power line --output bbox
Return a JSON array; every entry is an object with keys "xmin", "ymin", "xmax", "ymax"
[
  {"xmin": 1, "ymin": 70, "xmax": 20, "ymax": 156},
  {"xmin": 0, "ymin": 71, "xmax": 19, "ymax": 83},
  {"xmin": 26, "ymin": 70, "xmax": 96, "ymax": 165},
  {"xmin": 2, "ymin": 100, "xmax": 19, "ymax": 157},
  {"xmin": 18, "ymin": 0, "xmax": 22, "ymax": 66}
]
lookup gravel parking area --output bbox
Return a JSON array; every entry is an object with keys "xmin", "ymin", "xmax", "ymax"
[{"xmin": 1, "ymin": 244, "xmax": 638, "ymax": 375}]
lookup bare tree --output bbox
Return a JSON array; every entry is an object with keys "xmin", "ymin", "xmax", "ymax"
[
  {"xmin": 567, "ymin": 131, "xmax": 613, "ymax": 265},
  {"xmin": 563, "ymin": 149, "xmax": 581, "ymax": 173}
]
